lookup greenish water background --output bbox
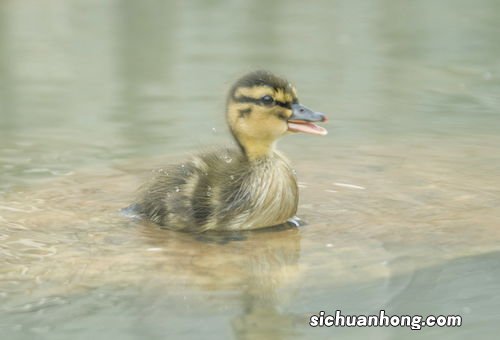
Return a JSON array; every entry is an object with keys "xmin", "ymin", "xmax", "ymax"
[{"xmin": 1, "ymin": 0, "xmax": 499, "ymax": 339}]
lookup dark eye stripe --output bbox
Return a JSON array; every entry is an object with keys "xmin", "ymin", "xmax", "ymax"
[
  {"xmin": 233, "ymin": 96, "xmax": 262, "ymax": 104},
  {"xmin": 234, "ymin": 96, "xmax": 291, "ymax": 109},
  {"xmin": 275, "ymin": 101, "xmax": 290, "ymax": 108}
]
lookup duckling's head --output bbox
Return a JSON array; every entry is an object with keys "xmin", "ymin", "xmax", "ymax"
[{"xmin": 226, "ymin": 70, "xmax": 327, "ymax": 160}]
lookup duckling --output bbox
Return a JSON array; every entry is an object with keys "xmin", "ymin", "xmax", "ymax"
[{"xmin": 133, "ymin": 70, "xmax": 327, "ymax": 232}]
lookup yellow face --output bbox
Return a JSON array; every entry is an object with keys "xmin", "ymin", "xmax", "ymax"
[
  {"xmin": 225, "ymin": 71, "xmax": 326, "ymax": 159},
  {"xmin": 227, "ymin": 84, "xmax": 298, "ymax": 145}
]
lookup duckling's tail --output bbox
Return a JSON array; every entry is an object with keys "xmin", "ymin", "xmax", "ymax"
[{"xmin": 120, "ymin": 203, "xmax": 143, "ymax": 220}]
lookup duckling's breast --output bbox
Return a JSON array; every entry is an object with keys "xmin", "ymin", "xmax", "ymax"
[
  {"xmin": 213, "ymin": 151, "xmax": 299, "ymax": 231},
  {"xmin": 256, "ymin": 158, "xmax": 297, "ymax": 226}
]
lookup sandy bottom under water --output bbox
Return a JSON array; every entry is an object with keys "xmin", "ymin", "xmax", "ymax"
[{"xmin": 1, "ymin": 141, "xmax": 499, "ymax": 339}]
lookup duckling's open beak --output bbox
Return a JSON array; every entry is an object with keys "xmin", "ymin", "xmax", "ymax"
[{"xmin": 287, "ymin": 104, "xmax": 328, "ymax": 136}]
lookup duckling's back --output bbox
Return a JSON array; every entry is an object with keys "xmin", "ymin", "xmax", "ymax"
[{"xmin": 134, "ymin": 148, "xmax": 298, "ymax": 231}]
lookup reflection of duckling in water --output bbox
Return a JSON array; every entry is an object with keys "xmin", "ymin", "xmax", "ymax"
[{"xmin": 133, "ymin": 70, "xmax": 327, "ymax": 232}]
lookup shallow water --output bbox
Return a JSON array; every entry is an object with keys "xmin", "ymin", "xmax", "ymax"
[{"xmin": 1, "ymin": 0, "xmax": 500, "ymax": 339}]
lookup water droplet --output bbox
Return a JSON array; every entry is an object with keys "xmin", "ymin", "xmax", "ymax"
[
  {"xmin": 223, "ymin": 155, "xmax": 232, "ymax": 163},
  {"xmin": 212, "ymin": 127, "xmax": 217, "ymax": 133},
  {"xmin": 180, "ymin": 164, "xmax": 185, "ymax": 168},
  {"xmin": 230, "ymin": 175, "xmax": 235, "ymax": 180},
  {"xmin": 175, "ymin": 186, "xmax": 180, "ymax": 192},
  {"xmin": 206, "ymin": 186, "xmax": 212, "ymax": 197}
]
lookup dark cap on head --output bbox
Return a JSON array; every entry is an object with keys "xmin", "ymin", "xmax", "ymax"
[{"xmin": 228, "ymin": 70, "xmax": 293, "ymax": 100}]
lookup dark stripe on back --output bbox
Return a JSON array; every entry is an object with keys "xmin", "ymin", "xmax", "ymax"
[{"xmin": 191, "ymin": 174, "xmax": 213, "ymax": 226}]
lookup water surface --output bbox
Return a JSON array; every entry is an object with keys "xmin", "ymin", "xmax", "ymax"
[{"xmin": 1, "ymin": 0, "xmax": 499, "ymax": 339}]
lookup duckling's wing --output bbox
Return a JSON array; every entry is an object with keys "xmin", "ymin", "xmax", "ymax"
[
  {"xmin": 134, "ymin": 162, "xmax": 194, "ymax": 228},
  {"xmin": 190, "ymin": 148, "xmax": 250, "ymax": 228},
  {"xmin": 135, "ymin": 148, "xmax": 248, "ymax": 231}
]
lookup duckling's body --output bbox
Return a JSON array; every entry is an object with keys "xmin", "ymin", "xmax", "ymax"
[
  {"xmin": 134, "ymin": 70, "xmax": 327, "ymax": 232},
  {"xmin": 137, "ymin": 148, "xmax": 297, "ymax": 231}
]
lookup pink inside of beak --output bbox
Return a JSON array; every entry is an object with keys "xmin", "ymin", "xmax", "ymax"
[{"xmin": 287, "ymin": 121, "xmax": 328, "ymax": 136}]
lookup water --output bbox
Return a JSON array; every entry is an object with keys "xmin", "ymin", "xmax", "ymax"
[{"xmin": 1, "ymin": 0, "xmax": 500, "ymax": 339}]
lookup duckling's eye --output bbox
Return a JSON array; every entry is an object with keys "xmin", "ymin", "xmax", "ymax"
[{"xmin": 260, "ymin": 95, "xmax": 274, "ymax": 106}]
